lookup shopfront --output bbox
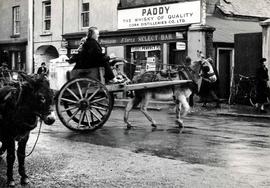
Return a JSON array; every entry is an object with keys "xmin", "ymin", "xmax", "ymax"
[
  {"xmin": 0, "ymin": 41, "xmax": 27, "ymax": 71},
  {"xmin": 63, "ymin": 0, "xmax": 200, "ymax": 76},
  {"xmin": 63, "ymin": 26, "xmax": 188, "ymax": 76},
  {"xmin": 99, "ymin": 27, "xmax": 188, "ymax": 75}
]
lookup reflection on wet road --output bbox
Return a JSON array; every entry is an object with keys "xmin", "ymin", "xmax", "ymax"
[{"xmin": 50, "ymin": 108, "xmax": 270, "ymax": 176}]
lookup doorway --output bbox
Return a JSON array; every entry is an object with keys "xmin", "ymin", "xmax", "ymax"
[
  {"xmin": 217, "ymin": 48, "xmax": 234, "ymax": 99},
  {"xmin": 169, "ymin": 42, "xmax": 186, "ymax": 66}
]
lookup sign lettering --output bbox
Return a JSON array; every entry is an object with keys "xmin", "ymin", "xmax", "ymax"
[
  {"xmin": 99, "ymin": 32, "xmax": 182, "ymax": 45},
  {"xmin": 142, "ymin": 6, "xmax": 170, "ymax": 16},
  {"xmin": 131, "ymin": 45, "xmax": 161, "ymax": 52},
  {"xmin": 118, "ymin": 1, "xmax": 201, "ymax": 29}
]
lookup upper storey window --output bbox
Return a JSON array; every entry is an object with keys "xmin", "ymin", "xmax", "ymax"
[
  {"xmin": 13, "ymin": 6, "xmax": 20, "ymax": 35},
  {"xmin": 81, "ymin": 2, "xmax": 90, "ymax": 28},
  {"xmin": 43, "ymin": 1, "xmax": 51, "ymax": 32}
]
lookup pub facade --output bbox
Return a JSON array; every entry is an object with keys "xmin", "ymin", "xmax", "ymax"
[
  {"xmin": 44, "ymin": 0, "xmax": 269, "ymax": 99},
  {"xmin": 63, "ymin": 0, "xmax": 212, "ymax": 75}
]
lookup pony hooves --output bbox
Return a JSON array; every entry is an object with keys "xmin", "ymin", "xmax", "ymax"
[
  {"xmin": 175, "ymin": 120, "xmax": 184, "ymax": 128},
  {"xmin": 151, "ymin": 124, "xmax": 157, "ymax": 128},
  {"xmin": 21, "ymin": 177, "xmax": 30, "ymax": 185},
  {"xmin": 126, "ymin": 123, "xmax": 133, "ymax": 130}
]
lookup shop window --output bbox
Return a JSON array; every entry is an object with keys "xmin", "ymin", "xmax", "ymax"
[
  {"xmin": 129, "ymin": 44, "xmax": 161, "ymax": 74},
  {"xmin": 12, "ymin": 6, "xmax": 20, "ymax": 35},
  {"xmin": 17, "ymin": 51, "xmax": 25, "ymax": 71},
  {"xmin": 0, "ymin": 50, "xmax": 10, "ymax": 66},
  {"xmin": 81, "ymin": 2, "xmax": 90, "ymax": 28},
  {"xmin": 43, "ymin": 1, "xmax": 51, "ymax": 32}
]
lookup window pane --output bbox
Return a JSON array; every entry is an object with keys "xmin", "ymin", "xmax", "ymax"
[
  {"xmin": 82, "ymin": 3, "xmax": 89, "ymax": 11},
  {"xmin": 16, "ymin": 21, "xmax": 20, "ymax": 33},
  {"xmin": 82, "ymin": 13, "xmax": 89, "ymax": 27},
  {"xmin": 16, "ymin": 8, "xmax": 20, "ymax": 20},
  {"xmin": 13, "ymin": 6, "xmax": 20, "ymax": 34},
  {"xmin": 18, "ymin": 52, "xmax": 21, "ymax": 62},
  {"xmin": 45, "ymin": 5, "xmax": 51, "ymax": 17},
  {"xmin": 45, "ymin": 20, "xmax": 51, "ymax": 30}
]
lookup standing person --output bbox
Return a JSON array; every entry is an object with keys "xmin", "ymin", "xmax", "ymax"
[
  {"xmin": 37, "ymin": 62, "xmax": 49, "ymax": 76},
  {"xmin": 255, "ymin": 58, "xmax": 269, "ymax": 113},
  {"xmin": 73, "ymin": 26, "xmax": 119, "ymax": 83}
]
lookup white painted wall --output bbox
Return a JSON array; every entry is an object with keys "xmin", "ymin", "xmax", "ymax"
[{"xmin": 261, "ymin": 19, "xmax": 270, "ymax": 80}]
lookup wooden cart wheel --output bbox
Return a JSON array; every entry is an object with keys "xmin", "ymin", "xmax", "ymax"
[
  {"xmin": 56, "ymin": 77, "xmax": 113, "ymax": 131},
  {"xmin": 63, "ymin": 93, "xmax": 114, "ymax": 126}
]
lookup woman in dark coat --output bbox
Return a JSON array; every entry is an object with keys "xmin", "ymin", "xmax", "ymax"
[
  {"xmin": 73, "ymin": 27, "xmax": 117, "ymax": 83},
  {"xmin": 255, "ymin": 58, "xmax": 269, "ymax": 113}
]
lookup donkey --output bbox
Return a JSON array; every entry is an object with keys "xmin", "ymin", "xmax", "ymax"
[
  {"xmin": 0, "ymin": 73, "xmax": 55, "ymax": 187},
  {"xmin": 124, "ymin": 59, "xmax": 215, "ymax": 129}
]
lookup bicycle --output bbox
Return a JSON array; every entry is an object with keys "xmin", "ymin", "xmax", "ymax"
[{"xmin": 229, "ymin": 74, "xmax": 257, "ymax": 106}]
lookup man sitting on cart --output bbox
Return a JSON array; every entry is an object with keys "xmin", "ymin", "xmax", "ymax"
[{"xmin": 71, "ymin": 26, "xmax": 120, "ymax": 84}]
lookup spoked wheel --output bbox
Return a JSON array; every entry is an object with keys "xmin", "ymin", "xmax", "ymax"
[
  {"xmin": 249, "ymin": 87, "xmax": 257, "ymax": 106},
  {"xmin": 56, "ymin": 78, "xmax": 113, "ymax": 132}
]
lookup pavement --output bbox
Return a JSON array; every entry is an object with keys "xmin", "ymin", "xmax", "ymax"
[
  {"xmin": 217, "ymin": 103, "xmax": 270, "ymax": 119},
  {"xmin": 114, "ymin": 98, "xmax": 270, "ymax": 119}
]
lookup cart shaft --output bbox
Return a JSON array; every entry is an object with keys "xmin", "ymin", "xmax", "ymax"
[{"xmin": 106, "ymin": 80, "xmax": 192, "ymax": 92}]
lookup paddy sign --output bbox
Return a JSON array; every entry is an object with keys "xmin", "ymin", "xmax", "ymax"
[{"xmin": 118, "ymin": 1, "xmax": 201, "ymax": 29}]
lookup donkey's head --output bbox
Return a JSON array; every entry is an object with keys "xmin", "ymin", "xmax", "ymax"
[{"xmin": 20, "ymin": 73, "xmax": 56, "ymax": 125}]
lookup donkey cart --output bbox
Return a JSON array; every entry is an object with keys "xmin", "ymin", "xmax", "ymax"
[{"xmin": 55, "ymin": 67, "xmax": 191, "ymax": 132}]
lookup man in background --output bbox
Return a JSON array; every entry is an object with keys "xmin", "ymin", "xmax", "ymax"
[{"xmin": 37, "ymin": 62, "xmax": 49, "ymax": 76}]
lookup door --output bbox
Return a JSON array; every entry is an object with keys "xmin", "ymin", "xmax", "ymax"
[
  {"xmin": 169, "ymin": 42, "xmax": 186, "ymax": 66},
  {"xmin": 234, "ymin": 33, "xmax": 262, "ymax": 76},
  {"xmin": 218, "ymin": 49, "xmax": 231, "ymax": 99}
]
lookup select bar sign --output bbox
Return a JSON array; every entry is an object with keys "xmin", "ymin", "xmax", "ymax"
[{"xmin": 118, "ymin": 1, "xmax": 201, "ymax": 29}]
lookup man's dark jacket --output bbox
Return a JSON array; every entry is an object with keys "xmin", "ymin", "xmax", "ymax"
[
  {"xmin": 37, "ymin": 67, "xmax": 48, "ymax": 75},
  {"xmin": 73, "ymin": 38, "xmax": 109, "ymax": 69},
  {"xmin": 256, "ymin": 66, "xmax": 269, "ymax": 103}
]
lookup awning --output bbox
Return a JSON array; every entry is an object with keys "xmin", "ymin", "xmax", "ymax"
[
  {"xmin": 206, "ymin": 16, "xmax": 262, "ymax": 43},
  {"xmin": 0, "ymin": 38, "xmax": 27, "ymax": 45}
]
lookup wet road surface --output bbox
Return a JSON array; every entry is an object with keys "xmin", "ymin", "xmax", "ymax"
[
  {"xmin": 50, "ymin": 107, "xmax": 270, "ymax": 176},
  {"xmin": 1, "ymin": 107, "xmax": 270, "ymax": 187}
]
